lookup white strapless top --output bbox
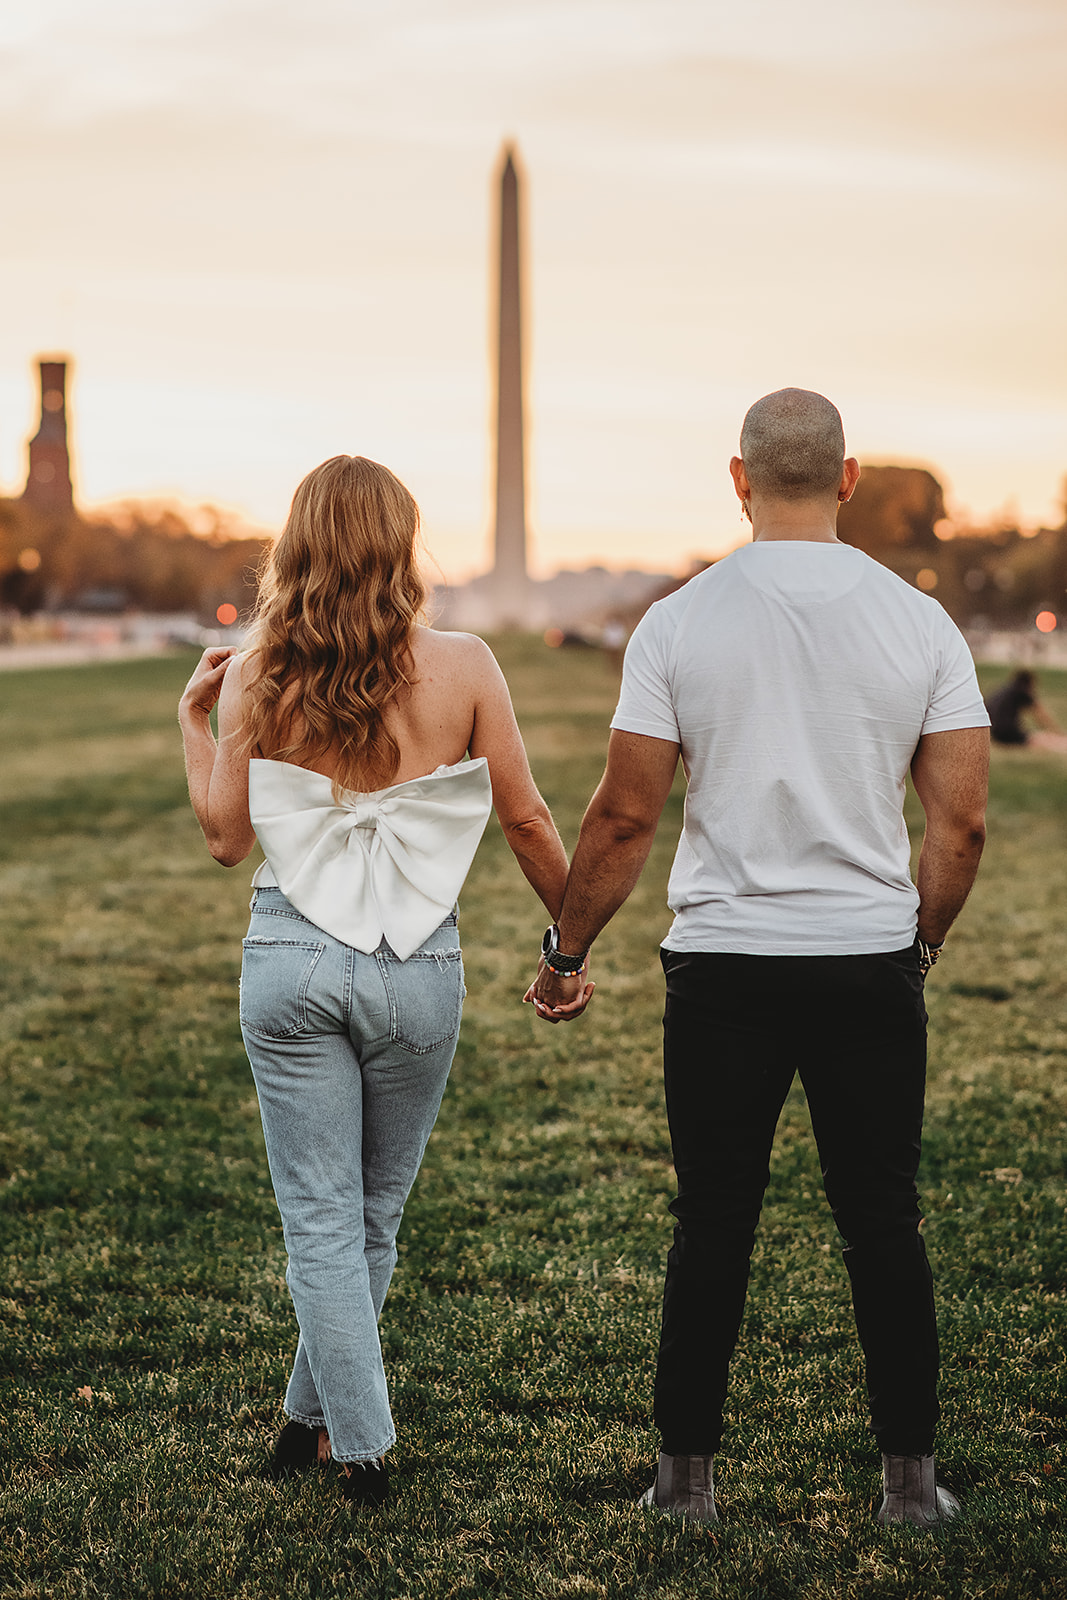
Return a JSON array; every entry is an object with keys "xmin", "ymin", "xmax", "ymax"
[{"xmin": 249, "ymin": 756, "xmax": 493, "ymax": 960}]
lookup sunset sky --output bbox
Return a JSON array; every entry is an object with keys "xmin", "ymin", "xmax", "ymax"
[{"xmin": 1, "ymin": 0, "xmax": 1064, "ymax": 580}]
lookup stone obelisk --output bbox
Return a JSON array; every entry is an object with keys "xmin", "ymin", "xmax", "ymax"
[
  {"xmin": 22, "ymin": 358, "xmax": 75, "ymax": 517},
  {"xmin": 491, "ymin": 144, "xmax": 529, "ymax": 623}
]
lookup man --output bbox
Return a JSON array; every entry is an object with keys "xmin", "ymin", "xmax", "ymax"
[
  {"xmin": 526, "ymin": 389, "xmax": 989, "ymax": 1527},
  {"xmin": 985, "ymin": 667, "xmax": 1067, "ymax": 752}
]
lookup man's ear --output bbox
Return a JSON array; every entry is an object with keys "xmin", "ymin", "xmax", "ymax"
[
  {"xmin": 729, "ymin": 456, "xmax": 751, "ymax": 502},
  {"xmin": 838, "ymin": 458, "xmax": 861, "ymax": 503}
]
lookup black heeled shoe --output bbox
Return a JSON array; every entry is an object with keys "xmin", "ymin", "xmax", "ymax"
[
  {"xmin": 339, "ymin": 1458, "xmax": 390, "ymax": 1506},
  {"xmin": 267, "ymin": 1420, "xmax": 322, "ymax": 1480}
]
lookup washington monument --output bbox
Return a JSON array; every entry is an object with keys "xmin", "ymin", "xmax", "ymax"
[{"xmin": 491, "ymin": 143, "xmax": 529, "ymax": 622}]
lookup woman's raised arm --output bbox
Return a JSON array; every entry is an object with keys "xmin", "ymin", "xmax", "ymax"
[{"xmin": 179, "ymin": 647, "xmax": 258, "ymax": 866}]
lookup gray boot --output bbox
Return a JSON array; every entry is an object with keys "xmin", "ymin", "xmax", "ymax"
[
  {"xmin": 876, "ymin": 1453, "xmax": 960, "ymax": 1526},
  {"xmin": 639, "ymin": 1452, "xmax": 718, "ymax": 1522}
]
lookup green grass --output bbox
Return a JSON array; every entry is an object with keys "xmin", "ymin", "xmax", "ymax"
[{"xmin": 1, "ymin": 644, "xmax": 1064, "ymax": 1599}]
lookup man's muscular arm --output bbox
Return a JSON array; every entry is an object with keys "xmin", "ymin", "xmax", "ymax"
[
  {"xmin": 910, "ymin": 726, "xmax": 989, "ymax": 948},
  {"xmin": 525, "ymin": 730, "xmax": 680, "ymax": 1022}
]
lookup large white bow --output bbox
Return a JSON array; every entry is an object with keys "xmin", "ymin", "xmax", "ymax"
[{"xmin": 249, "ymin": 756, "xmax": 492, "ymax": 960}]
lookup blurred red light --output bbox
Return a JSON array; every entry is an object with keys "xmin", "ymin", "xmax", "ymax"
[
  {"xmin": 1035, "ymin": 611, "xmax": 1057, "ymax": 634},
  {"xmin": 216, "ymin": 603, "xmax": 238, "ymax": 626}
]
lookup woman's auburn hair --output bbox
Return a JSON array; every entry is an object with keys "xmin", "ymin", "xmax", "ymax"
[{"xmin": 241, "ymin": 455, "xmax": 426, "ymax": 793}]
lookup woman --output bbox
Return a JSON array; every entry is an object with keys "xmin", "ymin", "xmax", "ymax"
[{"xmin": 179, "ymin": 455, "xmax": 583, "ymax": 1503}]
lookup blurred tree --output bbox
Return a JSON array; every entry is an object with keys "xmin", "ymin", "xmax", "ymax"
[
  {"xmin": 838, "ymin": 465, "xmax": 945, "ymax": 555},
  {"xmin": 0, "ymin": 496, "xmax": 267, "ymax": 619}
]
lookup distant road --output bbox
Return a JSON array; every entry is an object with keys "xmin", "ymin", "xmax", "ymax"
[
  {"xmin": 0, "ymin": 639, "xmax": 185, "ymax": 672},
  {"xmin": 968, "ymin": 630, "xmax": 1067, "ymax": 670},
  {"xmin": 3, "ymin": 629, "xmax": 1066, "ymax": 672}
]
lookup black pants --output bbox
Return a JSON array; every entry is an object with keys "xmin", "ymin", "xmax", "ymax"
[{"xmin": 654, "ymin": 946, "xmax": 939, "ymax": 1458}]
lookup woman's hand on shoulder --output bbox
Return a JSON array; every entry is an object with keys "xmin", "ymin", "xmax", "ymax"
[{"xmin": 179, "ymin": 646, "xmax": 239, "ymax": 722}]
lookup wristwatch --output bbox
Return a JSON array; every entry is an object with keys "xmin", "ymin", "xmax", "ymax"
[
  {"xmin": 917, "ymin": 938, "xmax": 944, "ymax": 976},
  {"xmin": 541, "ymin": 924, "xmax": 588, "ymax": 977}
]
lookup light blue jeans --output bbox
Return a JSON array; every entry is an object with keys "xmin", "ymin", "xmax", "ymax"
[{"xmin": 240, "ymin": 886, "xmax": 464, "ymax": 1463}]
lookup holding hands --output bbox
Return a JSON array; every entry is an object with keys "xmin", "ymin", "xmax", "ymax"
[
  {"xmin": 523, "ymin": 959, "xmax": 595, "ymax": 1023},
  {"xmin": 520, "ymin": 729, "xmax": 680, "ymax": 1028},
  {"xmin": 523, "ymin": 925, "xmax": 595, "ymax": 1023}
]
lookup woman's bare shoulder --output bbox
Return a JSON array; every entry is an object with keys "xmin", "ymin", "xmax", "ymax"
[{"xmin": 412, "ymin": 626, "xmax": 500, "ymax": 684}]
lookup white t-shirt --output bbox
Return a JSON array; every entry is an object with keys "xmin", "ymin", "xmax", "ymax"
[{"xmin": 611, "ymin": 541, "xmax": 989, "ymax": 955}]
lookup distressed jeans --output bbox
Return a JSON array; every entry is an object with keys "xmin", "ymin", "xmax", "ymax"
[
  {"xmin": 654, "ymin": 945, "xmax": 939, "ymax": 1458},
  {"xmin": 240, "ymin": 886, "xmax": 463, "ymax": 1463}
]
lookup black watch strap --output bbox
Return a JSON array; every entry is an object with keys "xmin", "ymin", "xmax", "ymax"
[{"xmin": 541, "ymin": 924, "xmax": 588, "ymax": 976}]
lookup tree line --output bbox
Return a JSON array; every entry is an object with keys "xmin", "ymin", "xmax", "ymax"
[
  {"xmin": 0, "ymin": 497, "xmax": 266, "ymax": 620},
  {"xmin": 2, "ymin": 463, "xmax": 1066, "ymax": 630}
]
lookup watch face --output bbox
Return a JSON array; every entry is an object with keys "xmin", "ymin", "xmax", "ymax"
[{"xmin": 542, "ymin": 926, "xmax": 554, "ymax": 956}]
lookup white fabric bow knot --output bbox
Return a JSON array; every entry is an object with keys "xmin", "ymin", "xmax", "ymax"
[
  {"xmin": 347, "ymin": 798, "xmax": 381, "ymax": 830},
  {"xmin": 249, "ymin": 756, "xmax": 493, "ymax": 960}
]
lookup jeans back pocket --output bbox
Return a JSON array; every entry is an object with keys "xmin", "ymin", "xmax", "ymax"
[
  {"xmin": 240, "ymin": 937, "xmax": 326, "ymax": 1039},
  {"xmin": 376, "ymin": 948, "xmax": 464, "ymax": 1055}
]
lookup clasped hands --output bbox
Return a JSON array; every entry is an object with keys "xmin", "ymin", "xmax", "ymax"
[{"xmin": 522, "ymin": 959, "xmax": 595, "ymax": 1024}]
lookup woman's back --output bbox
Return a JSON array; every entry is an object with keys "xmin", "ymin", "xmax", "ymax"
[
  {"xmin": 235, "ymin": 626, "xmax": 528, "ymax": 959},
  {"xmin": 258, "ymin": 626, "xmax": 491, "ymax": 788}
]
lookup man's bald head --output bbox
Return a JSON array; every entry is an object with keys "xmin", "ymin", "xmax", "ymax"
[{"xmin": 739, "ymin": 388, "xmax": 845, "ymax": 501}]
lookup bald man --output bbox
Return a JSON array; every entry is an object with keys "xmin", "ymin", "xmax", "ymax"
[{"xmin": 526, "ymin": 389, "xmax": 990, "ymax": 1526}]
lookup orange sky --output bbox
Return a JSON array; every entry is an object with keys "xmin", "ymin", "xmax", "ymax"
[{"xmin": 1, "ymin": 0, "xmax": 1064, "ymax": 581}]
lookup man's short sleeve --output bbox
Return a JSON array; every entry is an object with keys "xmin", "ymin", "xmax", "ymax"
[
  {"xmin": 922, "ymin": 614, "xmax": 991, "ymax": 734},
  {"xmin": 610, "ymin": 601, "xmax": 681, "ymax": 741}
]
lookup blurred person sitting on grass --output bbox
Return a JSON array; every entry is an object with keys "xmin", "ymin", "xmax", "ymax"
[
  {"xmin": 525, "ymin": 389, "xmax": 990, "ymax": 1528},
  {"xmin": 179, "ymin": 455, "xmax": 569, "ymax": 1506},
  {"xmin": 984, "ymin": 667, "xmax": 1067, "ymax": 753}
]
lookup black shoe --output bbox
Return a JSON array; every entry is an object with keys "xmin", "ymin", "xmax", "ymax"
[
  {"xmin": 340, "ymin": 1459, "xmax": 389, "ymax": 1506},
  {"xmin": 267, "ymin": 1420, "xmax": 322, "ymax": 1480}
]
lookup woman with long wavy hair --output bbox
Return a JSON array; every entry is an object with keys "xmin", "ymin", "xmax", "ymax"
[{"xmin": 179, "ymin": 455, "xmax": 585, "ymax": 1503}]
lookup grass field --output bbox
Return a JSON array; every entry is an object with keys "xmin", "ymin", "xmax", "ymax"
[{"xmin": 1, "ymin": 641, "xmax": 1065, "ymax": 1600}]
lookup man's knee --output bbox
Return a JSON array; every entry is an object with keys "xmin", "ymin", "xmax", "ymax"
[
  {"xmin": 668, "ymin": 1189, "xmax": 765, "ymax": 1260},
  {"xmin": 830, "ymin": 1185, "xmax": 923, "ymax": 1250}
]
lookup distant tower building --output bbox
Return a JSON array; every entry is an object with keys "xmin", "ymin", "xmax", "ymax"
[
  {"xmin": 22, "ymin": 358, "xmax": 75, "ymax": 516},
  {"xmin": 491, "ymin": 144, "xmax": 530, "ymax": 622}
]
